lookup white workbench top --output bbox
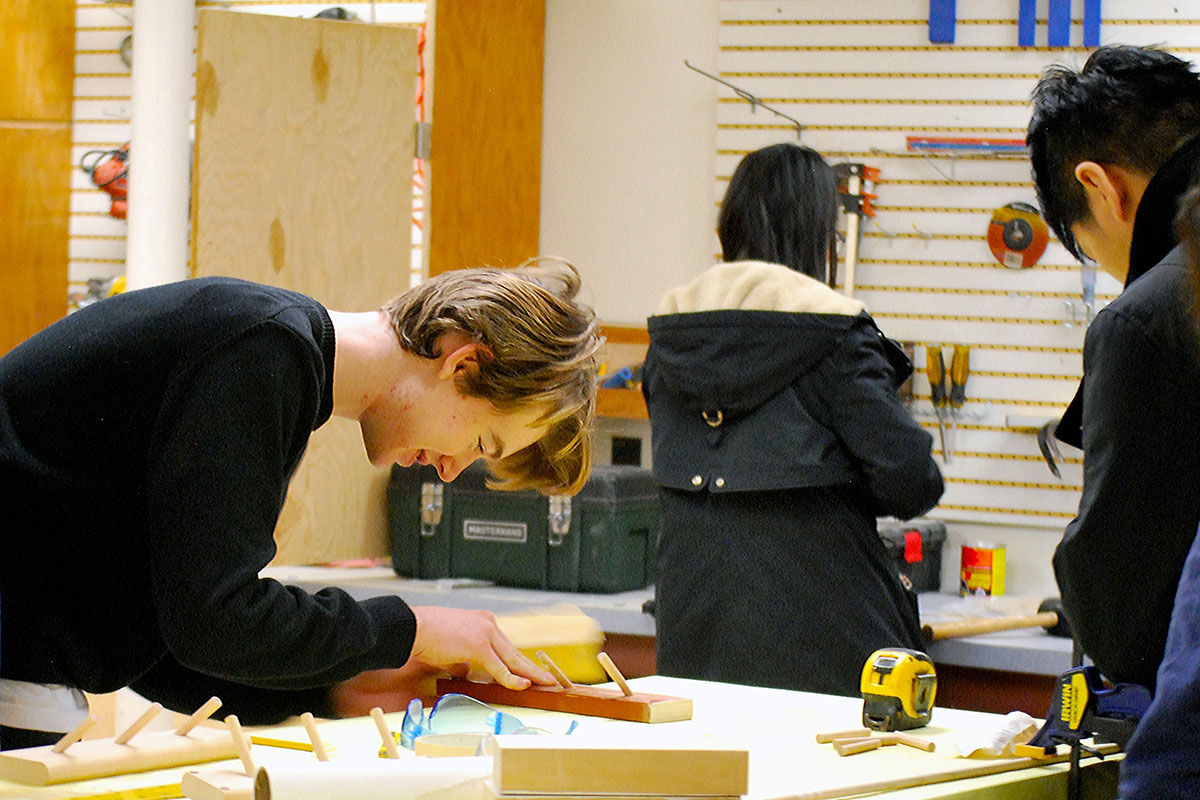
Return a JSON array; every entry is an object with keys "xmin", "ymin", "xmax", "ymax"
[
  {"xmin": 0, "ymin": 676, "xmax": 1113, "ymax": 800},
  {"xmin": 260, "ymin": 566, "xmax": 1076, "ymax": 677}
]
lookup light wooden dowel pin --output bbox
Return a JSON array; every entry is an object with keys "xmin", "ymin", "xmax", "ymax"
[
  {"xmin": 51, "ymin": 717, "xmax": 97, "ymax": 753},
  {"xmin": 597, "ymin": 652, "xmax": 633, "ymax": 696},
  {"xmin": 176, "ymin": 696, "xmax": 222, "ymax": 736},
  {"xmin": 370, "ymin": 707, "xmax": 399, "ymax": 759},
  {"xmin": 300, "ymin": 712, "xmax": 329, "ymax": 762},
  {"xmin": 225, "ymin": 715, "xmax": 256, "ymax": 776},
  {"xmin": 815, "ymin": 728, "xmax": 871, "ymax": 744},
  {"xmin": 834, "ymin": 738, "xmax": 883, "ymax": 757},
  {"xmin": 114, "ymin": 702, "xmax": 162, "ymax": 745},
  {"xmin": 536, "ymin": 650, "xmax": 574, "ymax": 689}
]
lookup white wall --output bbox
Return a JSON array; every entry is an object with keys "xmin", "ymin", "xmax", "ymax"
[{"xmin": 540, "ymin": 0, "xmax": 721, "ymax": 325}]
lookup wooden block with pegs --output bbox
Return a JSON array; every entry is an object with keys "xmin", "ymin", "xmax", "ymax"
[
  {"xmin": 436, "ymin": 678, "xmax": 692, "ymax": 723},
  {"xmin": 0, "ymin": 697, "xmax": 237, "ymax": 785}
]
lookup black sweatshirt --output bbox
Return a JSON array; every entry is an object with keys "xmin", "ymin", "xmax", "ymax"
[{"xmin": 0, "ymin": 278, "xmax": 415, "ymax": 723}]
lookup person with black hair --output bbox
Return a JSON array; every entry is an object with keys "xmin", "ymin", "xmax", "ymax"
[
  {"xmin": 1115, "ymin": 185, "xmax": 1200, "ymax": 800},
  {"xmin": 1027, "ymin": 44, "xmax": 1200, "ymax": 692},
  {"xmin": 641, "ymin": 143, "xmax": 943, "ymax": 695}
]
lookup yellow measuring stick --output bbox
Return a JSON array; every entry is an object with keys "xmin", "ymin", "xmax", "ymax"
[
  {"xmin": 65, "ymin": 783, "xmax": 182, "ymax": 800},
  {"xmin": 249, "ymin": 735, "xmax": 315, "ymax": 752}
]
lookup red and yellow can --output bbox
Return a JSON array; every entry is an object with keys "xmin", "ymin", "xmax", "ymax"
[{"xmin": 960, "ymin": 543, "xmax": 1006, "ymax": 596}]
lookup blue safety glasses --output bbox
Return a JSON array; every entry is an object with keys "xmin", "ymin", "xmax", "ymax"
[{"xmin": 400, "ymin": 693, "xmax": 539, "ymax": 748}]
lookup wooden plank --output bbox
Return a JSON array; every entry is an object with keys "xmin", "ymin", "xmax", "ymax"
[
  {"xmin": 427, "ymin": 0, "xmax": 544, "ymax": 274},
  {"xmin": 0, "ymin": 126, "xmax": 70, "ymax": 355},
  {"xmin": 0, "ymin": 728, "xmax": 236, "ymax": 787},
  {"xmin": 191, "ymin": 10, "xmax": 417, "ymax": 564},
  {"xmin": 489, "ymin": 736, "xmax": 748, "ymax": 797},
  {"xmin": 0, "ymin": 0, "xmax": 74, "ymax": 121},
  {"xmin": 436, "ymin": 678, "xmax": 692, "ymax": 724},
  {"xmin": 596, "ymin": 387, "xmax": 648, "ymax": 419}
]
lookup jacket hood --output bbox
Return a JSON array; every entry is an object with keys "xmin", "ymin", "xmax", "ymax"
[{"xmin": 646, "ymin": 261, "xmax": 869, "ymax": 416}]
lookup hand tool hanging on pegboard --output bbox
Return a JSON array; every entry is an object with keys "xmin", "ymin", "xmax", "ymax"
[
  {"xmin": 834, "ymin": 163, "xmax": 878, "ymax": 297},
  {"xmin": 80, "ymin": 143, "xmax": 129, "ymax": 220}
]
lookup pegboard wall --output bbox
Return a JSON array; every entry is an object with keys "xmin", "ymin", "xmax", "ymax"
[
  {"xmin": 70, "ymin": 1, "xmax": 427, "ymax": 307},
  {"xmin": 716, "ymin": 0, "xmax": 1200, "ymax": 528}
]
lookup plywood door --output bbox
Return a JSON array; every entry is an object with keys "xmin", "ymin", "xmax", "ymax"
[{"xmin": 192, "ymin": 10, "xmax": 417, "ymax": 564}]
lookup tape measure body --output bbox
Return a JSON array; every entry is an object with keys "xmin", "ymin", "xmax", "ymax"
[
  {"xmin": 860, "ymin": 648, "xmax": 937, "ymax": 731},
  {"xmin": 987, "ymin": 202, "xmax": 1049, "ymax": 269}
]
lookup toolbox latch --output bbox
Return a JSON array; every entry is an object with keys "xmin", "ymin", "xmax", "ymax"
[
  {"xmin": 420, "ymin": 482, "xmax": 444, "ymax": 538},
  {"xmin": 548, "ymin": 496, "xmax": 572, "ymax": 546}
]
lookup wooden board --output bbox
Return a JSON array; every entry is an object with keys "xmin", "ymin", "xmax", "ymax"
[
  {"xmin": 0, "ymin": 727, "xmax": 236, "ymax": 786},
  {"xmin": 436, "ymin": 678, "xmax": 692, "ymax": 724},
  {"xmin": 427, "ymin": 0, "xmax": 544, "ymax": 274},
  {"xmin": 489, "ymin": 736, "xmax": 747, "ymax": 797},
  {"xmin": 191, "ymin": 10, "xmax": 417, "ymax": 564}
]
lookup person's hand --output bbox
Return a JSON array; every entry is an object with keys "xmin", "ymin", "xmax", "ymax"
[
  {"xmin": 409, "ymin": 606, "xmax": 556, "ymax": 690},
  {"xmin": 327, "ymin": 661, "xmax": 442, "ymax": 717}
]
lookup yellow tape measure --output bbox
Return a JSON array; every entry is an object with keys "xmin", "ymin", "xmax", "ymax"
[{"xmin": 65, "ymin": 783, "xmax": 182, "ymax": 800}]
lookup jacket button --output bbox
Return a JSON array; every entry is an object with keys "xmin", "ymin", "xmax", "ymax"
[
  {"xmin": 715, "ymin": 477, "xmax": 725, "ymax": 488},
  {"xmin": 691, "ymin": 475, "xmax": 703, "ymax": 486}
]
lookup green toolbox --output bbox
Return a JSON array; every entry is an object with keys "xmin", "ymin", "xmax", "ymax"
[{"xmin": 387, "ymin": 462, "xmax": 661, "ymax": 593}]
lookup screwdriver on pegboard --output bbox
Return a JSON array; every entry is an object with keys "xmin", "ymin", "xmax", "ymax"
[
  {"xmin": 947, "ymin": 345, "xmax": 970, "ymax": 461},
  {"xmin": 924, "ymin": 345, "xmax": 949, "ymax": 463}
]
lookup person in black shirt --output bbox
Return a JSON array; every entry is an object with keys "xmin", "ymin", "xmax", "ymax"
[
  {"xmin": 1027, "ymin": 45, "xmax": 1200, "ymax": 693},
  {"xmin": 0, "ymin": 261, "xmax": 600, "ymax": 748}
]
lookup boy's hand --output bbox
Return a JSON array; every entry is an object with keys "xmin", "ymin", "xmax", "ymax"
[{"xmin": 409, "ymin": 606, "xmax": 557, "ymax": 689}]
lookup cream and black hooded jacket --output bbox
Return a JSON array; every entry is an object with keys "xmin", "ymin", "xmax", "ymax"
[{"xmin": 643, "ymin": 261, "xmax": 942, "ymax": 520}]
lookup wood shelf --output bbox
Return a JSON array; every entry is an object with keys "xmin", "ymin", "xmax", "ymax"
[{"xmin": 597, "ymin": 387, "xmax": 647, "ymax": 419}]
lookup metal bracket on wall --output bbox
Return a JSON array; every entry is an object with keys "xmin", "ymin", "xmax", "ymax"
[
  {"xmin": 415, "ymin": 121, "xmax": 432, "ymax": 159},
  {"xmin": 683, "ymin": 60, "xmax": 803, "ymax": 141}
]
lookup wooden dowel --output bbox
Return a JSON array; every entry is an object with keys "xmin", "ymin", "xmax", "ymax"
[
  {"xmin": 886, "ymin": 731, "xmax": 937, "ymax": 752},
  {"xmin": 536, "ymin": 650, "xmax": 574, "ymax": 689},
  {"xmin": 175, "ymin": 696, "xmax": 222, "ymax": 736},
  {"xmin": 114, "ymin": 702, "xmax": 162, "ymax": 745},
  {"xmin": 922, "ymin": 611, "xmax": 1059, "ymax": 642},
  {"xmin": 51, "ymin": 717, "xmax": 97, "ymax": 753},
  {"xmin": 834, "ymin": 738, "xmax": 883, "ymax": 757},
  {"xmin": 371, "ymin": 707, "xmax": 399, "ymax": 759},
  {"xmin": 814, "ymin": 728, "xmax": 871, "ymax": 744},
  {"xmin": 225, "ymin": 715, "xmax": 256, "ymax": 776},
  {"xmin": 597, "ymin": 652, "xmax": 633, "ymax": 696},
  {"xmin": 300, "ymin": 712, "xmax": 329, "ymax": 761}
]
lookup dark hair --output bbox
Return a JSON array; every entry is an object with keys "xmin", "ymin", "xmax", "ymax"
[
  {"xmin": 717, "ymin": 143, "xmax": 839, "ymax": 281},
  {"xmin": 1027, "ymin": 45, "xmax": 1200, "ymax": 261}
]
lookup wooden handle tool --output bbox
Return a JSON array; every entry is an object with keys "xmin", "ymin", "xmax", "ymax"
[{"xmin": 923, "ymin": 610, "xmax": 1059, "ymax": 641}]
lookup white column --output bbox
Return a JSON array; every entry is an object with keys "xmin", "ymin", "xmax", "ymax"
[{"xmin": 125, "ymin": 1, "xmax": 195, "ymax": 290}]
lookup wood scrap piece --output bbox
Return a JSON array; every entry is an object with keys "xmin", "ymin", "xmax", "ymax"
[
  {"xmin": 791, "ymin": 741, "xmax": 1119, "ymax": 800},
  {"xmin": 0, "ymin": 725, "xmax": 238, "ymax": 785},
  {"xmin": 436, "ymin": 678, "xmax": 692, "ymax": 723},
  {"xmin": 489, "ymin": 736, "xmax": 748, "ymax": 797}
]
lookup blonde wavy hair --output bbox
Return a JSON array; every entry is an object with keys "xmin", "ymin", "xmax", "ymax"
[{"xmin": 383, "ymin": 259, "xmax": 601, "ymax": 495}]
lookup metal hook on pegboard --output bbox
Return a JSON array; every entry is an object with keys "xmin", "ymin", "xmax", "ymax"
[{"xmin": 683, "ymin": 60, "xmax": 803, "ymax": 141}]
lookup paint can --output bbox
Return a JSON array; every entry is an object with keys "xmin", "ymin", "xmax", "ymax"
[{"xmin": 960, "ymin": 543, "xmax": 1006, "ymax": 596}]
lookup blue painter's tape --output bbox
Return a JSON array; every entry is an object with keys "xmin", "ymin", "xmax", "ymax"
[
  {"xmin": 1083, "ymin": 0, "xmax": 1102, "ymax": 47},
  {"xmin": 1018, "ymin": 0, "xmax": 1037, "ymax": 47},
  {"xmin": 1048, "ymin": 0, "xmax": 1071, "ymax": 47},
  {"xmin": 929, "ymin": 0, "xmax": 956, "ymax": 43}
]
